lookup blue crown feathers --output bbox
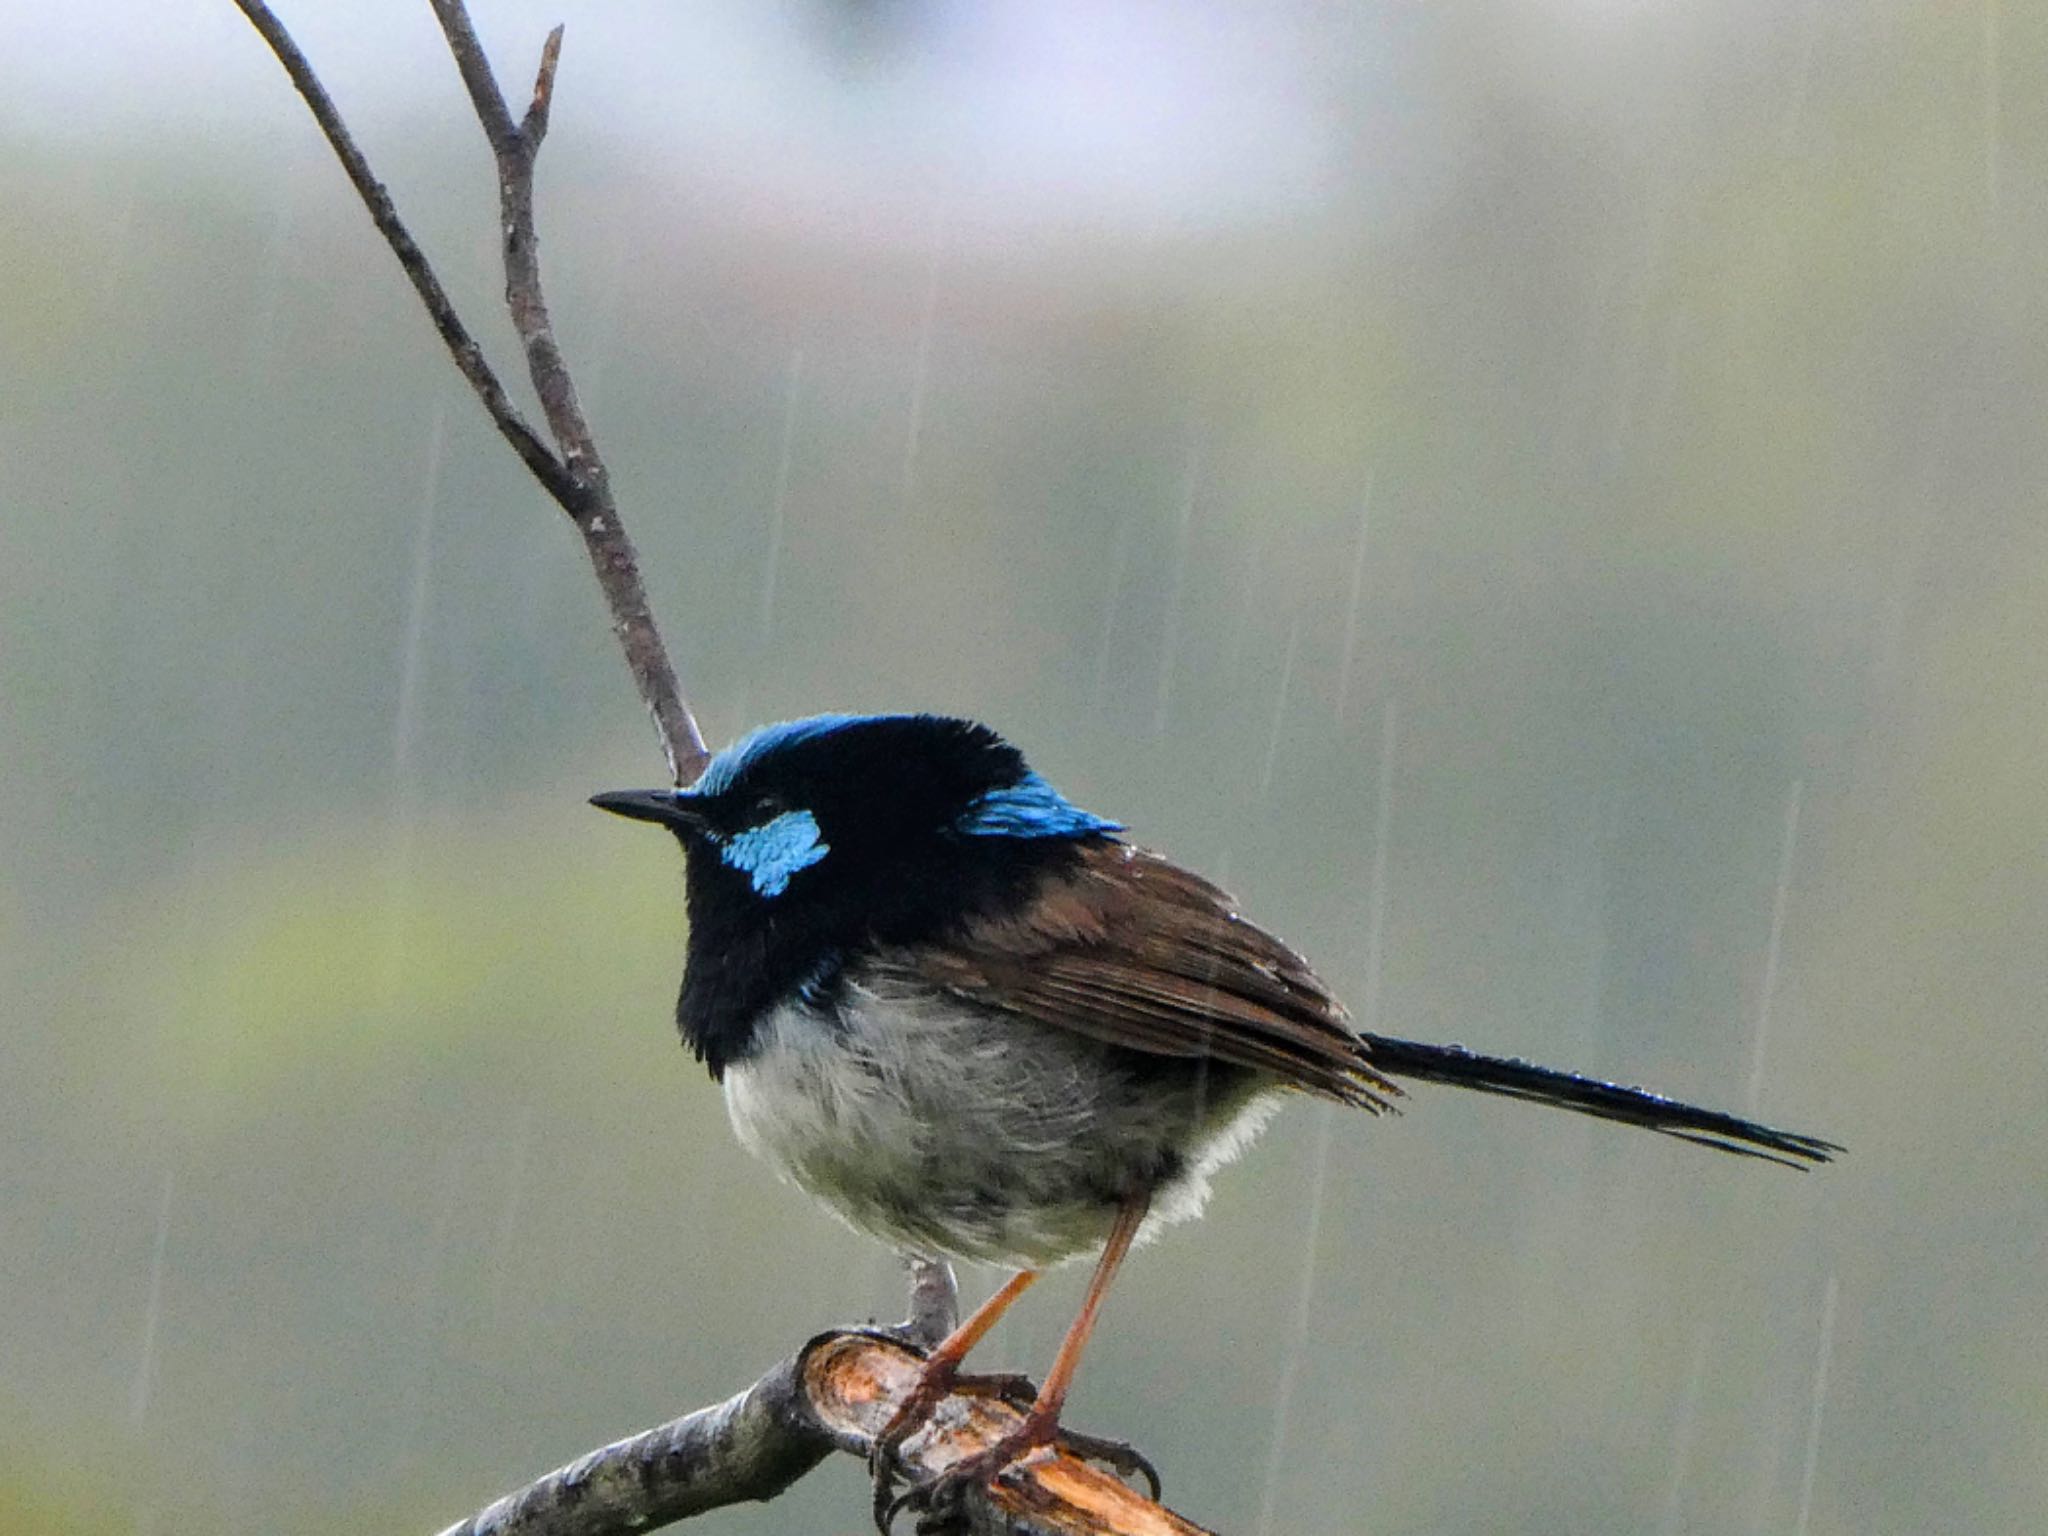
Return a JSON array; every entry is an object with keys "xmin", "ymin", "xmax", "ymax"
[
  {"xmin": 691, "ymin": 712, "xmax": 1122, "ymax": 847},
  {"xmin": 692, "ymin": 713, "xmax": 878, "ymax": 797}
]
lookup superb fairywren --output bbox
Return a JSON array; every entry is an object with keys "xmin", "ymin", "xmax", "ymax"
[{"xmin": 594, "ymin": 713, "xmax": 1836, "ymax": 1513}]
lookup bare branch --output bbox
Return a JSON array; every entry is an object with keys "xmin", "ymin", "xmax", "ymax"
[
  {"xmin": 429, "ymin": 1348, "xmax": 829, "ymax": 1536},
  {"xmin": 523, "ymin": 25, "xmax": 565, "ymax": 146},
  {"xmin": 423, "ymin": 0, "xmax": 518, "ymax": 151},
  {"xmin": 907, "ymin": 1257, "xmax": 962, "ymax": 1348},
  {"xmin": 423, "ymin": 6, "xmax": 708, "ymax": 784},
  {"xmin": 224, "ymin": 8, "xmax": 1003, "ymax": 1528},
  {"xmin": 232, "ymin": 0, "xmax": 710, "ymax": 783},
  {"xmin": 431, "ymin": 1332, "xmax": 1218, "ymax": 1536},
  {"xmin": 226, "ymin": 0, "xmax": 570, "ymax": 503}
]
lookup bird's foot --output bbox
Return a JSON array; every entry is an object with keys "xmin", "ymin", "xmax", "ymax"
[
  {"xmin": 1046, "ymin": 1426, "xmax": 1161, "ymax": 1500},
  {"xmin": 875, "ymin": 1407, "xmax": 1161, "ymax": 1533},
  {"xmin": 868, "ymin": 1354, "xmax": 958, "ymax": 1492},
  {"xmin": 870, "ymin": 1359, "xmax": 1036, "ymax": 1510},
  {"xmin": 870, "ymin": 1359, "xmax": 1039, "ymax": 1482}
]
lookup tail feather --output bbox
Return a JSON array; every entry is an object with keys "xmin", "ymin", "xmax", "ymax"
[{"xmin": 1358, "ymin": 1034, "xmax": 1840, "ymax": 1169}]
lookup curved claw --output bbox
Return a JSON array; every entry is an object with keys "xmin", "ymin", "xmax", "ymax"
[
  {"xmin": 880, "ymin": 1477, "xmax": 935, "ymax": 1534},
  {"xmin": 879, "ymin": 1415, "xmax": 1164, "ymax": 1532},
  {"xmin": 871, "ymin": 1362, "xmax": 957, "ymax": 1469},
  {"xmin": 1055, "ymin": 1428, "xmax": 1162, "ymax": 1501},
  {"xmin": 872, "ymin": 1462, "xmax": 909, "ymax": 1534},
  {"xmin": 869, "ymin": 1369, "xmax": 1048, "ymax": 1531},
  {"xmin": 880, "ymin": 1418, "xmax": 1051, "ymax": 1532}
]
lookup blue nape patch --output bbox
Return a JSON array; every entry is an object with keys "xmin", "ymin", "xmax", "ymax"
[
  {"xmin": 957, "ymin": 772, "xmax": 1122, "ymax": 840},
  {"xmin": 719, "ymin": 808, "xmax": 830, "ymax": 896}
]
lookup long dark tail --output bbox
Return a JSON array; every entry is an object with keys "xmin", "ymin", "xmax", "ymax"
[{"xmin": 1359, "ymin": 1034, "xmax": 1840, "ymax": 1169}]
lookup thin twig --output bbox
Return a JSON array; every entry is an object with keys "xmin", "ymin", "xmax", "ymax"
[
  {"xmin": 423, "ymin": 0, "xmax": 517, "ymax": 150},
  {"xmin": 222, "ymin": 4, "xmax": 997, "ymax": 1526},
  {"xmin": 424, "ymin": 5, "xmax": 706, "ymax": 783},
  {"xmin": 522, "ymin": 25, "xmax": 564, "ymax": 146},
  {"xmin": 226, "ymin": 0, "xmax": 569, "ymax": 502},
  {"xmin": 231, "ymin": 0, "xmax": 710, "ymax": 783},
  {"xmin": 907, "ymin": 1257, "xmax": 962, "ymax": 1348},
  {"xmin": 230, "ymin": 0, "xmax": 946, "ymax": 1304}
]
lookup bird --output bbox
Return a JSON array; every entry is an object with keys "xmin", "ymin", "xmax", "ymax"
[{"xmin": 592, "ymin": 711, "xmax": 1837, "ymax": 1521}]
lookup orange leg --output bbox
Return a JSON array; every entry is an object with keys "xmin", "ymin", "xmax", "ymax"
[
  {"xmin": 875, "ymin": 1267, "xmax": 1040, "ymax": 1456},
  {"xmin": 929, "ymin": 1268, "xmax": 1042, "ymax": 1374},
  {"xmin": 878, "ymin": 1194, "xmax": 1156, "ymax": 1530},
  {"xmin": 1010, "ymin": 1193, "xmax": 1146, "ymax": 1434}
]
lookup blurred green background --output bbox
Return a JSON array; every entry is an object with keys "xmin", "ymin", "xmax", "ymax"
[{"xmin": 4, "ymin": 2, "xmax": 2044, "ymax": 1532}]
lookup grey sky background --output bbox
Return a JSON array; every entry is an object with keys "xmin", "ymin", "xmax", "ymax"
[{"xmin": 5, "ymin": 3, "xmax": 2042, "ymax": 1535}]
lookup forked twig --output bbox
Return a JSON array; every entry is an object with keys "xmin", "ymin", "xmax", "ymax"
[
  {"xmin": 229, "ymin": 0, "xmax": 707, "ymax": 784},
  {"xmin": 221, "ymin": 5, "xmax": 1203, "ymax": 1533}
]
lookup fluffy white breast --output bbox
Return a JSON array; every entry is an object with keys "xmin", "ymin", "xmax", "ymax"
[{"xmin": 722, "ymin": 973, "xmax": 1286, "ymax": 1268}]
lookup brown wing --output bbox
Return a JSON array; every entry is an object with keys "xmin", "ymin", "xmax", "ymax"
[{"xmin": 886, "ymin": 841, "xmax": 1400, "ymax": 1111}]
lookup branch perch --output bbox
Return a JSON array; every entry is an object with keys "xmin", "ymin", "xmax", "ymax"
[
  {"xmin": 433, "ymin": 1331, "xmax": 1218, "ymax": 1536},
  {"xmin": 226, "ymin": 4, "xmax": 1206, "ymax": 1531}
]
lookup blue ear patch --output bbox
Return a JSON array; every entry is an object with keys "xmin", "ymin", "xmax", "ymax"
[
  {"xmin": 957, "ymin": 773, "xmax": 1122, "ymax": 840},
  {"xmin": 718, "ymin": 808, "xmax": 830, "ymax": 896}
]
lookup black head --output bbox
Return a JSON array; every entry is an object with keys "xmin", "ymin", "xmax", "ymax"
[{"xmin": 593, "ymin": 713, "xmax": 1121, "ymax": 1073}]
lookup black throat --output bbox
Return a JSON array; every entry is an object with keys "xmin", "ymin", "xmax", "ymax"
[{"xmin": 674, "ymin": 826, "xmax": 1103, "ymax": 1077}]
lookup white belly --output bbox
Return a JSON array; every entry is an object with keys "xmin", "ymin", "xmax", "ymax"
[{"xmin": 721, "ymin": 975, "xmax": 1285, "ymax": 1268}]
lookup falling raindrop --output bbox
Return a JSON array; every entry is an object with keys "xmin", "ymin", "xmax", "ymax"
[
  {"xmin": 1151, "ymin": 431, "xmax": 1200, "ymax": 737},
  {"xmin": 1655, "ymin": 1329, "xmax": 1711, "ymax": 1536},
  {"xmin": 1606, "ymin": 184, "xmax": 1672, "ymax": 470},
  {"xmin": 1793, "ymin": 1274, "xmax": 1839, "ymax": 1536},
  {"xmin": 381, "ymin": 401, "xmax": 447, "ymax": 1002},
  {"xmin": 1563, "ymin": 803, "xmax": 1620, "ymax": 1066},
  {"xmin": 1089, "ymin": 514, "xmax": 1137, "ymax": 711},
  {"xmin": 390, "ymin": 400, "xmax": 446, "ymax": 796},
  {"xmin": 129, "ymin": 1168, "xmax": 175, "ymax": 1429},
  {"xmin": 484, "ymin": 1105, "xmax": 537, "ymax": 1330},
  {"xmin": 759, "ymin": 346, "xmax": 806, "ymax": 645},
  {"xmin": 92, "ymin": 156, "xmax": 141, "ymax": 305},
  {"xmin": 901, "ymin": 207, "xmax": 944, "ymax": 509},
  {"xmin": 1746, "ymin": 778, "xmax": 1803, "ymax": 1115},
  {"xmin": 1221, "ymin": 533, "xmax": 1268, "ymax": 688},
  {"xmin": 393, "ymin": 1141, "xmax": 465, "ymax": 1468},
  {"xmin": 1334, "ymin": 472, "xmax": 1375, "ymax": 722},
  {"xmin": 1982, "ymin": 0, "xmax": 2002, "ymax": 212},
  {"xmin": 1360, "ymin": 698, "xmax": 1399, "ymax": 1035},
  {"xmin": 418, "ymin": 1145, "xmax": 463, "ymax": 1316},
  {"xmin": 1256, "ymin": 614, "xmax": 1302, "ymax": 802},
  {"xmin": 572, "ymin": 218, "xmax": 637, "ymax": 420},
  {"xmin": 243, "ymin": 187, "xmax": 294, "ymax": 381},
  {"xmin": 1780, "ymin": 0, "xmax": 1824, "ymax": 151},
  {"xmin": 1251, "ymin": 1100, "xmax": 1338, "ymax": 1536}
]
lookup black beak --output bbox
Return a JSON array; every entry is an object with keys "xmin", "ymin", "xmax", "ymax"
[{"xmin": 589, "ymin": 787, "xmax": 704, "ymax": 829}]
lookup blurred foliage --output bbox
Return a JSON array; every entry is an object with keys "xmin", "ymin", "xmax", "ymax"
[
  {"xmin": 0, "ymin": 1461, "xmax": 129, "ymax": 1536},
  {"xmin": 98, "ymin": 813, "xmax": 680, "ymax": 1125}
]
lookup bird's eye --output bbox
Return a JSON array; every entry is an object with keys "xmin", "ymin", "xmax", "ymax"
[{"xmin": 748, "ymin": 791, "xmax": 787, "ymax": 821}]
